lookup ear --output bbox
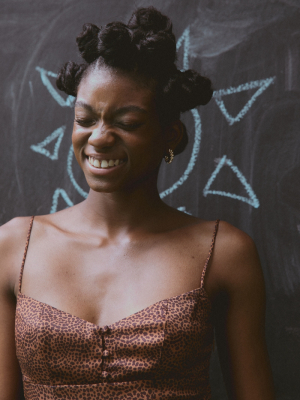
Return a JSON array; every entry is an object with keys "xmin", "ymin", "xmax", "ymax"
[{"xmin": 163, "ymin": 119, "xmax": 184, "ymax": 154}]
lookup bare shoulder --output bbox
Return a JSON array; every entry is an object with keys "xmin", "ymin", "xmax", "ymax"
[
  {"xmin": 0, "ymin": 215, "xmax": 33, "ymax": 235},
  {"xmin": 216, "ymin": 220, "xmax": 258, "ymax": 262},
  {"xmin": 31, "ymin": 204, "xmax": 84, "ymax": 234},
  {"xmin": 0, "ymin": 216, "xmax": 33, "ymax": 294},
  {"xmin": 211, "ymin": 220, "xmax": 264, "ymax": 298},
  {"xmin": 0, "ymin": 216, "xmax": 33, "ymax": 254},
  {"xmin": 0, "ymin": 209, "xmax": 79, "ymax": 296}
]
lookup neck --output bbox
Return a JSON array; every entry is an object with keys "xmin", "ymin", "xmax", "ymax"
[{"xmin": 77, "ymin": 179, "xmax": 169, "ymax": 237}]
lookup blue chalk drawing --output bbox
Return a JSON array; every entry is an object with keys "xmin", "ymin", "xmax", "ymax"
[
  {"xmin": 203, "ymin": 155, "xmax": 260, "ymax": 208},
  {"xmin": 50, "ymin": 188, "xmax": 74, "ymax": 213},
  {"xmin": 67, "ymin": 145, "xmax": 88, "ymax": 198},
  {"xmin": 213, "ymin": 77, "xmax": 275, "ymax": 125},
  {"xmin": 177, "ymin": 206, "xmax": 192, "ymax": 215},
  {"xmin": 36, "ymin": 66, "xmax": 75, "ymax": 107},
  {"xmin": 176, "ymin": 26, "xmax": 190, "ymax": 71},
  {"xmin": 160, "ymin": 108, "xmax": 201, "ymax": 199},
  {"xmin": 30, "ymin": 125, "xmax": 65, "ymax": 160}
]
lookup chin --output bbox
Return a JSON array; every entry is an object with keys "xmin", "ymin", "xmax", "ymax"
[{"xmin": 86, "ymin": 180, "xmax": 122, "ymax": 194}]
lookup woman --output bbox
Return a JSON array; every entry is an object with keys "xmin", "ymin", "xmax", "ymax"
[{"xmin": 0, "ymin": 6, "xmax": 275, "ymax": 400}]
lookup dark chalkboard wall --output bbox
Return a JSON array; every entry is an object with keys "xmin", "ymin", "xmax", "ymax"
[{"xmin": 1, "ymin": 1, "xmax": 300, "ymax": 398}]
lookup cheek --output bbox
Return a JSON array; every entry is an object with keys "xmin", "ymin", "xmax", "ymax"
[
  {"xmin": 134, "ymin": 128, "xmax": 165, "ymax": 166},
  {"xmin": 72, "ymin": 125, "xmax": 88, "ymax": 164},
  {"xmin": 147, "ymin": 123, "xmax": 166, "ymax": 157}
]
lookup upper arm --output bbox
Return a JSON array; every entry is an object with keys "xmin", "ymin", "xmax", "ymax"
[
  {"xmin": 0, "ymin": 218, "xmax": 29, "ymax": 400},
  {"xmin": 212, "ymin": 221, "xmax": 275, "ymax": 400}
]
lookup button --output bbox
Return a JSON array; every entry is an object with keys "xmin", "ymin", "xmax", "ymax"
[
  {"xmin": 102, "ymin": 350, "xmax": 110, "ymax": 357},
  {"xmin": 101, "ymin": 325, "xmax": 111, "ymax": 334},
  {"xmin": 101, "ymin": 371, "xmax": 111, "ymax": 379}
]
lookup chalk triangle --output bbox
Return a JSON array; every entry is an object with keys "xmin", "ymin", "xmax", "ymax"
[
  {"xmin": 50, "ymin": 188, "xmax": 74, "ymax": 213},
  {"xmin": 213, "ymin": 77, "xmax": 275, "ymax": 125},
  {"xmin": 203, "ymin": 155, "xmax": 260, "ymax": 208},
  {"xmin": 36, "ymin": 66, "xmax": 75, "ymax": 107},
  {"xmin": 30, "ymin": 126, "xmax": 65, "ymax": 160}
]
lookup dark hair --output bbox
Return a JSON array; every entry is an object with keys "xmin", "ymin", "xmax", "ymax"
[{"xmin": 56, "ymin": 7, "xmax": 213, "ymax": 155}]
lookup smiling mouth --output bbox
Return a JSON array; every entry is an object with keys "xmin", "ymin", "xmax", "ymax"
[{"xmin": 88, "ymin": 156, "xmax": 125, "ymax": 169}]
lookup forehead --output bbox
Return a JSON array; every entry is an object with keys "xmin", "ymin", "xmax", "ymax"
[{"xmin": 76, "ymin": 66, "xmax": 156, "ymax": 111}]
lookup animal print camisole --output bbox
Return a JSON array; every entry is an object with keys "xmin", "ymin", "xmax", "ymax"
[{"xmin": 15, "ymin": 217, "xmax": 220, "ymax": 400}]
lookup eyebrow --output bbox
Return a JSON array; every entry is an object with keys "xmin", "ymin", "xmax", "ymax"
[
  {"xmin": 74, "ymin": 101, "xmax": 148, "ymax": 116},
  {"xmin": 74, "ymin": 101, "xmax": 95, "ymax": 113}
]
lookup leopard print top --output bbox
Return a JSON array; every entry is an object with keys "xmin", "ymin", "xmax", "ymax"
[{"xmin": 15, "ymin": 217, "xmax": 220, "ymax": 400}]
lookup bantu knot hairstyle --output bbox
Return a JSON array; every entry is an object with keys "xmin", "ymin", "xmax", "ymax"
[
  {"xmin": 56, "ymin": 61, "xmax": 87, "ymax": 97},
  {"xmin": 56, "ymin": 6, "xmax": 213, "ymax": 155}
]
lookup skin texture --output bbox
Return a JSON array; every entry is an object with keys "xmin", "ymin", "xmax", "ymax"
[{"xmin": 0, "ymin": 67, "xmax": 275, "ymax": 400}]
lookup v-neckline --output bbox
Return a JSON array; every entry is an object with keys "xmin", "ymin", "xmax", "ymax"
[{"xmin": 17, "ymin": 286, "xmax": 210, "ymax": 330}]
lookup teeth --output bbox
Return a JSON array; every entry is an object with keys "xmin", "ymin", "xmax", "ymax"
[{"xmin": 88, "ymin": 157, "xmax": 123, "ymax": 169}]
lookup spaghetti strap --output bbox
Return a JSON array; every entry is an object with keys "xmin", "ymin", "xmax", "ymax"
[
  {"xmin": 18, "ymin": 216, "xmax": 34, "ymax": 294},
  {"xmin": 200, "ymin": 219, "xmax": 220, "ymax": 289}
]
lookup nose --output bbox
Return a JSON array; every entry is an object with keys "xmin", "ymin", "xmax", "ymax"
[{"xmin": 88, "ymin": 122, "xmax": 116, "ymax": 149}]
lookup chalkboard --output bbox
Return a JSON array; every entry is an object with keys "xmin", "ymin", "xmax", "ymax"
[{"xmin": 1, "ymin": 1, "xmax": 300, "ymax": 398}]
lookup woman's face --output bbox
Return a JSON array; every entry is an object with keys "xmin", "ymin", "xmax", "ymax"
[{"xmin": 73, "ymin": 66, "xmax": 167, "ymax": 193}]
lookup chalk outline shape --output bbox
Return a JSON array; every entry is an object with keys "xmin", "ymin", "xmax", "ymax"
[
  {"xmin": 36, "ymin": 66, "xmax": 75, "ymax": 107},
  {"xmin": 67, "ymin": 145, "xmax": 88, "ymax": 198},
  {"xmin": 30, "ymin": 125, "xmax": 66, "ymax": 160},
  {"xmin": 176, "ymin": 26, "xmax": 190, "ymax": 71},
  {"xmin": 213, "ymin": 77, "xmax": 275, "ymax": 125},
  {"xmin": 50, "ymin": 188, "xmax": 74, "ymax": 213},
  {"xmin": 203, "ymin": 155, "xmax": 260, "ymax": 208},
  {"xmin": 177, "ymin": 206, "xmax": 192, "ymax": 215}
]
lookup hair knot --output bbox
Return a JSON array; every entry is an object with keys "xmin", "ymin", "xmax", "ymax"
[
  {"xmin": 76, "ymin": 23, "xmax": 101, "ymax": 63},
  {"xmin": 56, "ymin": 61, "xmax": 87, "ymax": 96}
]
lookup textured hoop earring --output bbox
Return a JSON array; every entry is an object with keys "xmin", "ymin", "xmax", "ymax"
[{"xmin": 164, "ymin": 149, "xmax": 174, "ymax": 164}]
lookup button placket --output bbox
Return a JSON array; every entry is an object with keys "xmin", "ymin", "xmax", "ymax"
[{"xmin": 100, "ymin": 326, "xmax": 111, "ymax": 380}]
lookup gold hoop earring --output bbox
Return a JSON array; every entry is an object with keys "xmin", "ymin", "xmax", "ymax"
[{"xmin": 164, "ymin": 149, "xmax": 174, "ymax": 164}]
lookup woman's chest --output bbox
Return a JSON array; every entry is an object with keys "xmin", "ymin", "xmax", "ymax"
[{"xmin": 19, "ymin": 229, "xmax": 211, "ymax": 327}]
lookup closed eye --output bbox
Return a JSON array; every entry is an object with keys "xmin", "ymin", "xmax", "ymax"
[
  {"xmin": 115, "ymin": 122, "xmax": 144, "ymax": 131},
  {"xmin": 75, "ymin": 118, "xmax": 96, "ymax": 127}
]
